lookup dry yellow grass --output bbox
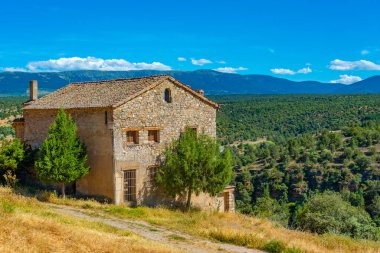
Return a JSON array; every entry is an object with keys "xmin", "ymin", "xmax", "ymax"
[
  {"xmin": 0, "ymin": 187, "xmax": 182, "ymax": 253},
  {"xmin": 42, "ymin": 191, "xmax": 380, "ymax": 253}
]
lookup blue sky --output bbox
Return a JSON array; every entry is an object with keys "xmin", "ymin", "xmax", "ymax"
[{"xmin": 0, "ymin": 0, "xmax": 379, "ymax": 84}]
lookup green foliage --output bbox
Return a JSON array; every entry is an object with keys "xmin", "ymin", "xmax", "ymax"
[
  {"xmin": 0, "ymin": 201, "xmax": 15, "ymax": 213},
  {"xmin": 260, "ymin": 240, "xmax": 286, "ymax": 253},
  {"xmin": 235, "ymin": 169, "xmax": 253, "ymax": 213},
  {"xmin": 232, "ymin": 122, "xmax": 380, "ymax": 240},
  {"xmin": 0, "ymin": 97, "xmax": 26, "ymax": 120},
  {"xmin": 252, "ymin": 196, "xmax": 290, "ymax": 226},
  {"xmin": 156, "ymin": 128, "xmax": 232, "ymax": 209},
  {"xmin": 353, "ymin": 155, "xmax": 371, "ymax": 172},
  {"xmin": 0, "ymin": 126, "xmax": 15, "ymax": 141},
  {"xmin": 35, "ymin": 109, "xmax": 89, "ymax": 197},
  {"xmin": 214, "ymin": 94, "xmax": 380, "ymax": 144},
  {"xmin": 369, "ymin": 196, "xmax": 380, "ymax": 226},
  {"xmin": 294, "ymin": 192, "xmax": 378, "ymax": 240},
  {"xmin": 0, "ymin": 138, "xmax": 24, "ymax": 187}
]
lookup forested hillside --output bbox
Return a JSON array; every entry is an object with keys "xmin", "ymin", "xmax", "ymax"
[
  {"xmin": 214, "ymin": 94, "xmax": 380, "ymax": 144},
  {"xmin": 216, "ymin": 94, "xmax": 380, "ymax": 240}
]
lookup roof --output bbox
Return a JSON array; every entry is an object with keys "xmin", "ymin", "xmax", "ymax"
[{"xmin": 23, "ymin": 75, "xmax": 219, "ymax": 110}]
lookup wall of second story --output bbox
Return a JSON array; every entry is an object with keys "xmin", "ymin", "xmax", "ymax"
[
  {"xmin": 112, "ymin": 78, "xmax": 217, "ymax": 204},
  {"xmin": 23, "ymin": 108, "xmax": 114, "ymax": 199}
]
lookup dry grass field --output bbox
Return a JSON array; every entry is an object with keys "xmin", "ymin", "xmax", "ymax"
[
  {"xmin": 2, "ymin": 186, "xmax": 380, "ymax": 253},
  {"xmin": 0, "ymin": 187, "xmax": 182, "ymax": 253},
  {"xmin": 30, "ymin": 188, "xmax": 380, "ymax": 253}
]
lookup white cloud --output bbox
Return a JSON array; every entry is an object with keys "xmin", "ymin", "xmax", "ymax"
[
  {"xmin": 2, "ymin": 56, "xmax": 172, "ymax": 72},
  {"xmin": 216, "ymin": 60, "xmax": 226, "ymax": 64},
  {"xmin": 329, "ymin": 59, "xmax": 380, "ymax": 71},
  {"xmin": 271, "ymin": 68, "xmax": 296, "ymax": 75},
  {"xmin": 213, "ymin": 67, "xmax": 248, "ymax": 74},
  {"xmin": 330, "ymin": 74, "xmax": 362, "ymax": 85},
  {"xmin": 361, "ymin": 50, "xmax": 370, "ymax": 55},
  {"xmin": 177, "ymin": 57, "xmax": 187, "ymax": 62},
  {"xmin": 191, "ymin": 58, "xmax": 212, "ymax": 66},
  {"xmin": 297, "ymin": 67, "xmax": 312, "ymax": 74},
  {"xmin": 271, "ymin": 66, "xmax": 312, "ymax": 75},
  {"xmin": 1, "ymin": 67, "xmax": 27, "ymax": 72}
]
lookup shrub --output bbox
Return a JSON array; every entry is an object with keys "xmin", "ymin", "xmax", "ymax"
[
  {"xmin": 260, "ymin": 240, "xmax": 286, "ymax": 253},
  {"xmin": 37, "ymin": 190, "xmax": 58, "ymax": 202},
  {"xmin": 294, "ymin": 191, "xmax": 377, "ymax": 240},
  {"xmin": 0, "ymin": 138, "xmax": 24, "ymax": 187},
  {"xmin": 252, "ymin": 197, "xmax": 290, "ymax": 227}
]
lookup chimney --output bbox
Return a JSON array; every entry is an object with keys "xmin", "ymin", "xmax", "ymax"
[
  {"xmin": 196, "ymin": 89, "xmax": 205, "ymax": 96},
  {"xmin": 29, "ymin": 80, "xmax": 38, "ymax": 101}
]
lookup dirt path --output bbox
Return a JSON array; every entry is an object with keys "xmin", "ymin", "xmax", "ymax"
[{"xmin": 49, "ymin": 204, "xmax": 264, "ymax": 253}]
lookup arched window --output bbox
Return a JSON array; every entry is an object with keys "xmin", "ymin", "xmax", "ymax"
[{"xmin": 164, "ymin": 88, "xmax": 172, "ymax": 103}]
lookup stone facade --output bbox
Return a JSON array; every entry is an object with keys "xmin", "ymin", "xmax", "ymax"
[
  {"xmin": 21, "ymin": 108, "xmax": 114, "ymax": 199},
  {"xmin": 14, "ymin": 76, "xmax": 235, "ymax": 212}
]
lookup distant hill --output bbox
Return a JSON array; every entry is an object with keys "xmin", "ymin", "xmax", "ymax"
[
  {"xmin": 337, "ymin": 75, "xmax": 380, "ymax": 93},
  {"xmin": 0, "ymin": 69, "xmax": 378, "ymax": 96}
]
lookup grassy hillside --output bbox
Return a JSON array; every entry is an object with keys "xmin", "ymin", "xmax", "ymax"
[
  {"xmin": 3, "ymin": 187, "xmax": 377, "ymax": 253},
  {"xmin": 0, "ymin": 187, "xmax": 182, "ymax": 253}
]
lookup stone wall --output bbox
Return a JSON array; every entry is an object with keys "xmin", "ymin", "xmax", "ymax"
[
  {"xmin": 22, "ymin": 108, "xmax": 114, "ymax": 199},
  {"xmin": 112, "ymin": 79, "xmax": 218, "ymax": 208}
]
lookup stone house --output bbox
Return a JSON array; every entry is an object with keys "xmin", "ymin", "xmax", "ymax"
[{"xmin": 13, "ymin": 76, "xmax": 235, "ymax": 212}]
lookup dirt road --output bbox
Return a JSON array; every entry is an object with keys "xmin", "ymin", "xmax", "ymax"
[{"xmin": 50, "ymin": 204, "xmax": 264, "ymax": 253}]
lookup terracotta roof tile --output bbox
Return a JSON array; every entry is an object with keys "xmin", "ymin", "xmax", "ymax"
[{"xmin": 23, "ymin": 75, "xmax": 219, "ymax": 110}]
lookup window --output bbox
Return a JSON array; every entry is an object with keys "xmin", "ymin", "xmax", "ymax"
[
  {"xmin": 148, "ymin": 129, "xmax": 160, "ymax": 143},
  {"xmin": 124, "ymin": 170, "xmax": 136, "ymax": 202},
  {"xmin": 105, "ymin": 111, "xmax": 108, "ymax": 124},
  {"xmin": 126, "ymin": 131, "xmax": 139, "ymax": 144},
  {"xmin": 164, "ymin": 88, "xmax": 172, "ymax": 103}
]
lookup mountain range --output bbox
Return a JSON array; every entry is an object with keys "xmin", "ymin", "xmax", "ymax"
[{"xmin": 0, "ymin": 69, "xmax": 379, "ymax": 96}]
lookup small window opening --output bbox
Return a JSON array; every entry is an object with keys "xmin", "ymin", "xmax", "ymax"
[
  {"xmin": 105, "ymin": 111, "xmax": 108, "ymax": 124},
  {"xmin": 164, "ymin": 88, "xmax": 172, "ymax": 103},
  {"xmin": 126, "ymin": 131, "xmax": 139, "ymax": 144},
  {"xmin": 148, "ymin": 130, "xmax": 160, "ymax": 143}
]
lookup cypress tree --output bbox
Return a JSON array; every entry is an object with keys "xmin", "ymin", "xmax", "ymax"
[{"xmin": 35, "ymin": 109, "xmax": 89, "ymax": 197}]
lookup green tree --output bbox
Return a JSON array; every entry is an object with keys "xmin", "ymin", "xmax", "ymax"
[
  {"xmin": 0, "ymin": 138, "xmax": 24, "ymax": 187},
  {"xmin": 368, "ymin": 196, "xmax": 380, "ymax": 226},
  {"xmin": 35, "ymin": 109, "xmax": 89, "ymax": 197},
  {"xmin": 156, "ymin": 129, "xmax": 232, "ymax": 210},
  {"xmin": 354, "ymin": 155, "xmax": 371, "ymax": 172}
]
